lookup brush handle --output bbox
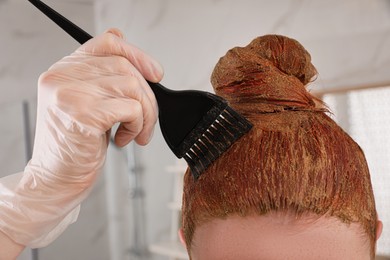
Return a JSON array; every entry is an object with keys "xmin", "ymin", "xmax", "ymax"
[{"xmin": 28, "ymin": 0, "xmax": 91, "ymax": 45}]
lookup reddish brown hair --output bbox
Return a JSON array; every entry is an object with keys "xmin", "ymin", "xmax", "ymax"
[{"xmin": 181, "ymin": 35, "xmax": 377, "ymax": 257}]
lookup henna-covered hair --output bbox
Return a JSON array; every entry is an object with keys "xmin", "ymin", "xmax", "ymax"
[{"xmin": 181, "ymin": 35, "xmax": 377, "ymax": 257}]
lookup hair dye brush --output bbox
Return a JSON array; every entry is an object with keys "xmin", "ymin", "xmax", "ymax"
[{"xmin": 27, "ymin": 0, "xmax": 253, "ymax": 179}]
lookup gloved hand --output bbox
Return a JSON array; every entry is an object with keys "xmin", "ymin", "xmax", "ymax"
[{"xmin": 0, "ymin": 28, "xmax": 163, "ymax": 248}]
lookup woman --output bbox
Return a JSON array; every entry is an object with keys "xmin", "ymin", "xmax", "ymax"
[{"xmin": 180, "ymin": 35, "xmax": 383, "ymax": 259}]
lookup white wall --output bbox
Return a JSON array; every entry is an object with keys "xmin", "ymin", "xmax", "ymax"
[{"xmin": 0, "ymin": 0, "xmax": 389, "ymax": 259}]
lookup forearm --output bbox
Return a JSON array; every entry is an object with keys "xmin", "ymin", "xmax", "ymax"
[
  {"xmin": 0, "ymin": 169, "xmax": 85, "ymax": 248},
  {"xmin": 0, "ymin": 230, "xmax": 25, "ymax": 260}
]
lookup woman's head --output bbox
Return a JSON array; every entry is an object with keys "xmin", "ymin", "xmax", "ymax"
[{"xmin": 181, "ymin": 35, "xmax": 380, "ymax": 259}]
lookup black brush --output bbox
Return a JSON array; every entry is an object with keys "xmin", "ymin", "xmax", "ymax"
[{"xmin": 27, "ymin": 0, "xmax": 253, "ymax": 179}]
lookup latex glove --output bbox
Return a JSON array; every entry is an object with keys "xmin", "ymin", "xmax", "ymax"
[{"xmin": 0, "ymin": 28, "xmax": 163, "ymax": 248}]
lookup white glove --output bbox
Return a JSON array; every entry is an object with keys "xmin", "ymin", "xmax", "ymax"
[{"xmin": 0, "ymin": 28, "xmax": 163, "ymax": 248}]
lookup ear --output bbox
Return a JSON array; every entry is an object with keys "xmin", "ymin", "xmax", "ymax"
[
  {"xmin": 376, "ymin": 220, "xmax": 383, "ymax": 241},
  {"xmin": 178, "ymin": 228, "xmax": 187, "ymax": 248}
]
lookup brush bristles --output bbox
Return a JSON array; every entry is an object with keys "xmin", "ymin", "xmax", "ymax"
[{"xmin": 183, "ymin": 106, "xmax": 252, "ymax": 179}]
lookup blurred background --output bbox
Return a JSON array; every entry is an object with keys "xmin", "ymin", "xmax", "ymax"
[{"xmin": 0, "ymin": 0, "xmax": 389, "ymax": 259}]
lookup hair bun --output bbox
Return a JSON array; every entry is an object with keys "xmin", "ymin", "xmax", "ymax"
[{"xmin": 211, "ymin": 35, "xmax": 321, "ymax": 115}]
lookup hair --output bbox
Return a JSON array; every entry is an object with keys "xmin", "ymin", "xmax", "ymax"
[{"xmin": 181, "ymin": 35, "xmax": 378, "ymax": 257}]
